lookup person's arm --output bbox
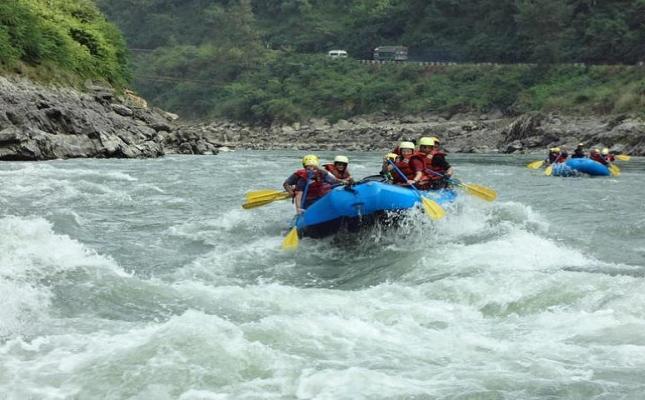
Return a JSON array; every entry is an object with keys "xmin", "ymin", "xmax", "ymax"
[
  {"xmin": 294, "ymin": 191, "xmax": 304, "ymax": 213},
  {"xmin": 409, "ymin": 159, "xmax": 425, "ymax": 185},
  {"xmin": 321, "ymin": 169, "xmax": 341, "ymax": 184},
  {"xmin": 283, "ymin": 174, "xmax": 298, "ymax": 197},
  {"xmin": 409, "ymin": 171, "xmax": 423, "ymax": 185}
]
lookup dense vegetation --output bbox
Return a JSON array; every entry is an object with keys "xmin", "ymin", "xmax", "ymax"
[
  {"xmin": 94, "ymin": 0, "xmax": 643, "ymax": 122},
  {"xmin": 99, "ymin": 0, "xmax": 644, "ymax": 63},
  {"xmin": 0, "ymin": 0, "xmax": 129, "ymax": 85}
]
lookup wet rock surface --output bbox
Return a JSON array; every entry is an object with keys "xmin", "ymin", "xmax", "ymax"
[{"xmin": 0, "ymin": 76, "xmax": 219, "ymax": 161}]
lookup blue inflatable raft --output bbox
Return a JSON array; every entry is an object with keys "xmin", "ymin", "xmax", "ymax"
[
  {"xmin": 552, "ymin": 158, "xmax": 610, "ymax": 177},
  {"xmin": 295, "ymin": 181, "xmax": 457, "ymax": 238}
]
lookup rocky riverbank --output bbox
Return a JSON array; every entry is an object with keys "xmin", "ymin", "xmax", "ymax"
[
  {"xmin": 2, "ymin": 75, "xmax": 642, "ymax": 161},
  {"xmin": 0, "ymin": 76, "xmax": 220, "ymax": 161},
  {"xmin": 179, "ymin": 111, "xmax": 645, "ymax": 156}
]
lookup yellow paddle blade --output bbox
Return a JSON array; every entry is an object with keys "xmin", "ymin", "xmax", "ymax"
[
  {"xmin": 421, "ymin": 197, "xmax": 446, "ymax": 220},
  {"xmin": 616, "ymin": 154, "xmax": 631, "ymax": 161},
  {"xmin": 246, "ymin": 189, "xmax": 283, "ymax": 200},
  {"xmin": 609, "ymin": 164, "xmax": 620, "ymax": 176},
  {"xmin": 544, "ymin": 165, "xmax": 553, "ymax": 176},
  {"xmin": 248, "ymin": 191, "xmax": 291, "ymax": 202},
  {"xmin": 282, "ymin": 227, "xmax": 299, "ymax": 251},
  {"xmin": 527, "ymin": 160, "xmax": 544, "ymax": 169},
  {"xmin": 242, "ymin": 192, "xmax": 291, "ymax": 209},
  {"xmin": 462, "ymin": 183, "xmax": 497, "ymax": 202},
  {"xmin": 242, "ymin": 199, "xmax": 276, "ymax": 209}
]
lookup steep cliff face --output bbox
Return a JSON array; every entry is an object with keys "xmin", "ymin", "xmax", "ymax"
[{"xmin": 0, "ymin": 77, "xmax": 220, "ymax": 161}]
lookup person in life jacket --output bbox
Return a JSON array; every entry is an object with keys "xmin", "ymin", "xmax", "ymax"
[
  {"xmin": 602, "ymin": 148, "xmax": 615, "ymax": 162},
  {"xmin": 545, "ymin": 147, "xmax": 561, "ymax": 164},
  {"xmin": 380, "ymin": 153, "xmax": 399, "ymax": 182},
  {"xmin": 589, "ymin": 148, "xmax": 608, "ymax": 165},
  {"xmin": 323, "ymin": 155, "xmax": 353, "ymax": 183},
  {"xmin": 391, "ymin": 141, "xmax": 430, "ymax": 189},
  {"xmin": 282, "ymin": 154, "xmax": 341, "ymax": 213},
  {"xmin": 556, "ymin": 146, "xmax": 569, "ymax": 163},
  {"xmin": 418, "ymin": 136, "xmax": 454, "ymax": 189},
  {"xmin": 571, "ymin": 143, "xmax": 586, "ymax": 159}
]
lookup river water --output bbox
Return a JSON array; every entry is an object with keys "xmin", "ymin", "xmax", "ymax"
[{"xmin": 1, "ymin": 151, "xmax": 644, "ymax": 399}]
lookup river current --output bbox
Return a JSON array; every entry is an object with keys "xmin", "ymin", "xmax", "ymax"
[{"xmin": 1, "ymin": 151, "xmax": 644, "ymax": 399}]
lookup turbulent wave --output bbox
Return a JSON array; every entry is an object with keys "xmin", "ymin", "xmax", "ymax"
[
  {"xmin": 0, "ymin": 216, "xmax": 128, "ymax": 340},
  {"xmin": 1, "ymin": 153, "xmax": 644, "ymax": 399}
]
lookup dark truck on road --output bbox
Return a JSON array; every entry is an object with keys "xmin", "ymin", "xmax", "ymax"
[{"xmin": 373, "ymin": 46, "xmax": 408, "ymax": 61}]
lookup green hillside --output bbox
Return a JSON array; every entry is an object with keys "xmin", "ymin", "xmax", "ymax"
[
  {"xmin": 0, "ymin": 0, "xmax": 129, "ymax": 85},
  {"xmin": 95, "ymin": 0, "xmax": 644, "ymax": 122}
]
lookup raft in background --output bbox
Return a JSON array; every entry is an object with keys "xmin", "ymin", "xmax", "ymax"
[
  {"xmin": 295, "ymin": 181, "xmax": 457, "ymax": 238},
  {"xmin": 552, "ymin": 158, "xmax": 610, "ymax": 177}
]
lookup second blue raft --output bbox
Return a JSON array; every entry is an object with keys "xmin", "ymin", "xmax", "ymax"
[
  {"xmin": 295, "ymin": 181, "xmax": 457, "ymax": 238},
  {"xmin": 552, "ymin": 158, "xmax": 610, "ymax": 177}
]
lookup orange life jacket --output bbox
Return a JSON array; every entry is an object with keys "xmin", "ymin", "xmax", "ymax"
[
  {"xmin": 393, "ymin": 152, "xmax": 429, "ymax": 184},
  {"xmin": 295, "ymin": 169, "xmax": 331, "ymax": 200},
  {"xmin": 590, "ymin": 153, "xmax": 608, "ymax": 165},
  {"xmin": 323, "ymin": 163, "xmax": 350, "ymax": 180}
]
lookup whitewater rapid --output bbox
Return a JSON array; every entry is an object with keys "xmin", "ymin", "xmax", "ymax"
[{"xmin": 1, "ymin": 152, "xmax": 644, "ymax": 399}]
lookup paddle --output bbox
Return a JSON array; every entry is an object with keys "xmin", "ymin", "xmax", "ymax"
[
  {"xmin": 527, "ymin": 160, "xmax": 544, "ymax": 169},
  {"xmin": 282, "ymin": 171, "xmax": 313, "ymax": 250},
  {"xmin": 451, "ymin": 179, "xmax": 496, "ymax": 202},
  {"xmin": 242, "ymin": 191, "xmax": 291, "ymax": 209},
  {"xmin": 544, "ymin": 164, "xmax": 554, "ymax": 176},
  {"xmin": 616, "ymin": 154, "xmax": 631, "ymax": 161},
  {"xmin": 422, "ymin": 169, "xmax": 496, "ymax": 202},
  {"xmin": 609, "ymin": 164, "xmax": 620, "ymax": 176},
  {"xmin": 387, "ymin": 160, "xmax": 446, "ymax": 220},
  {"xmin": 246, "ymin": 189, "xmax": 283, "ymax": 200}
]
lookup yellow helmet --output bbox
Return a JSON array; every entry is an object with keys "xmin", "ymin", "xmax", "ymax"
[
  {"xmin": 601, "ymin": 148, "xmax": 609, "ymax": 155},
  {"xmin": 334, "ymin": 155, "xmax": 349, "ymax": 164},
  {"xmin": 553, "ymin": 147, "xmax": 561, "ymax": 152},
  {"xmin": 302, "ymin": 154, "xmax": 319, "ymax": 167},
  {"xmin": 431, "ymin": 136, "xmax": 440, "ymax": 144},
  {"xmin": 591, "ymin": 148, "xmax": 600, "ymax": 153},
  {"xmin": 418, "ymin": 137, "xmax": 435, "ymax": 146},
  {"xmin": 577, "ymin": 143, "xmax": 584, "ymax": 147},
  {"xmin": 385, "ymin": 153, "xmax": 398, "ymax": 161},
  {"xmin": 399, "ymin": 141, "xmax": 415, "ymax": 150}
]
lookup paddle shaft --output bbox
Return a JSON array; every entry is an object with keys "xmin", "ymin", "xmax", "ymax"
[
  {"xmin": 387, "ymin": 160, "xmax": 425, "ymax": 198},
  {"xmin": 423, "ymin": 168, "xmax": 457, "ymax": 185}
]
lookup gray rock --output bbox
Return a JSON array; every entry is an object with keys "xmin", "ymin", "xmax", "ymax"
[
  {"xmin": 112, "ymin": 104, "xmax": 133, "ymax": 117},
  {"xmin": 0, "ymin": 76, "xmax": 206, "ymax": 160},
  {"xmin": 173, "ymin": 111, "xmax": 644, "ymax": 156}
]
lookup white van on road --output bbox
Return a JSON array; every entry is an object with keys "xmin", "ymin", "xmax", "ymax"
[{"xmin": 327, "ymin": 50, "xmax": 348, "ymax": 59}]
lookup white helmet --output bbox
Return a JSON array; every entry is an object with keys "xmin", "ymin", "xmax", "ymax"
[
  {"xmin": 334, "ymin": 155, "xmax": 349, "ymax": 164},
  {"xmin": 399, "ymin": 141, "xmax": 415, "ymax": 150}
]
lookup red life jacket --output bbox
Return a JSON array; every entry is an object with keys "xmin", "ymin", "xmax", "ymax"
[
  {"xmin": 393, "ymin": 153, "xmax": 428, "ymax": 184},
  {"xmin": 426, "ymin": 149, "xmax": 448, "ymax": 181},
  {"xmin": 548, "ymin": 152, "xmax": 558, "ymax": 163},
  {"xmin": 590, "ymin": 153, "xmax": 608, "ymax": 165},
  {"xmin": 606, "ymin": 154, "xmax": 615, "ymax": 162},
  {"xmin": 295, "ymin": 169, "xmax": 331, "ymax": 200},
  {"xmin": 555, "ymin": 152, "xmax": 568, "ymax": 163},
  {"xmin": 323, "ymin": 163, "xmax": 350, "ymax": 180}
]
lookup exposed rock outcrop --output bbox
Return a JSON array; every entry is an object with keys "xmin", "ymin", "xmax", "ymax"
[
  {"xmin": 0, "ymin": 76, "xmax": 220, "ymax": 161},
  {"xmin": 178, "ymin": 112, "xmax": 645, "ymax": 155}
]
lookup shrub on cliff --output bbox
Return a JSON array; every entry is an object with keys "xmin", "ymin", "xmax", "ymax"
[{"xmin": 0, "ymin": 0, "xmax": 129, "ymax": 85}]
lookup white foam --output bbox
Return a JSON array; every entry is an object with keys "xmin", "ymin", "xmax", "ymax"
[{"xmin": 0, "ymin": 216, "xmax": 127, "ymax": 338}]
